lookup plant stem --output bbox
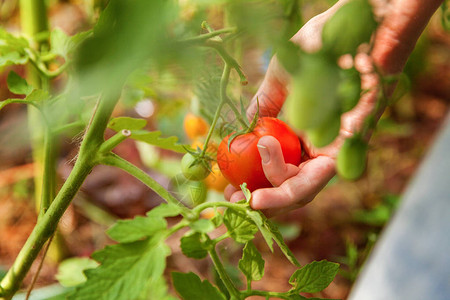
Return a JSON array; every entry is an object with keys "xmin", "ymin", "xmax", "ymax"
[
  {"xmin": 0, "ymin": 94, "xmax": 120, "ymax": 299},
  {"xmin": 192, "ymin": 201, "xmax": 247, "ymax": 219},
  {"xmin": 200, "ymin": 64, "xmax": 230, "ymax": 158},
  {"xmin": 0, "ymin": 156, "xmax": 93, "ymax": 299},
  {"xmin": 208, "ymin": 246, "xmax": 241, "ymax": 300},
  {"xmin": 100, "ymin": 153, "xmax": 191, "ymax": 218},
  {"xmin": 206, "ymin": 40, "xmax": 248, "ymax": 85},
  {"xmin": 20, "ymin": 0, "xmax": 49, "ymax": 211},
  {"xmin": 38, "ymin": 128, "xmax": 55, "ymax": 219},
  {"xmin": 180, "ymin": 28, "xmax": 236, "ymax": 46},
  {"xmin": 99, "ymin": 130, "xmax": 131, "ymax": 154},
  {"xmin": 241, "ymin": 290, "xmax": 291, "ymax": 299}
]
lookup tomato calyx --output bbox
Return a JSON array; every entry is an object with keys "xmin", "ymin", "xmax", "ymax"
[
  {"xmin": 227, "ymin": 98, "xmax": 260, "ymax": 151},
  {"xmin": 181, "ymin": 148, "xmax": 213, "ymax": 181}
]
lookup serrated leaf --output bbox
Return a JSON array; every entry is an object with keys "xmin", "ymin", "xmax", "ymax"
[
  {"xmin": 108, "ymin": 116, "xmax": 147, "ymax": 131},
  {"xmin": 264, "ymin": 220, "xmax": 300, "ymax": 267},
  {"xmin": 147, "ymin": 203, "xmax": 182, "ymax": 218},
  {"xmin": 190, "ymin": 219, "xmax": 215, "ymax": 233},
  {"xmin": 69, "ymin": 235, "xmax": 170, "ymax": 300},
  {"xmin": 223, "ymin": 208, "xmax": 258, "ymax": 243},
  {"xmin": 245, "ymin": 209, "xmax": 274, "ymax": 251},
  {"xmin": 180, "ymin": 232, "xmax": 208, "ymax": 259},
  {"xmin": 172, "ymin": 272, "xmax": 226, "ymax": 300},
  {"xmin": 238, "ymin": 241, "xmax": 264, "ymax": 281},
  {"xmin": 244, "ymin": 209, "xmax": 300, "ymax": 266},
  {"xmin": 56, "ymin": 257, "xmax": 99, "ymax": 287},
  {"xmin": 106, "ymin": 215, "xmax": 167, "ymax": 243},
  {"xmin": 210, "ymin": 210, "xmax": 223, "ymax": 227},
  {"xmin": 289, "ymin": 260, "xmax": 339, "ymax": 293},
  {"xmin": 25, "ymin": 89, "xmax": 48, "ymax": 102},
  {"xmin": 131, "ymin": 130, "xmax": 188, "ymax": 153},
  {"xmin": 0, "ymin": 51, "xmax": 28, "ymax": 67},
  {"xmin": 0, "ymin": 28, "xmax": 29, "ymax": 67},
  {"xmin": 7, "ymin": 71, "xmax": 33, "ymax": 95},
  {"xmin": 108, "ymin": 117, "xmax": 187, "ymax": 153},
  {"xmin": 51, "ymin": 28, "xmax": 92, "ymax": 59}
]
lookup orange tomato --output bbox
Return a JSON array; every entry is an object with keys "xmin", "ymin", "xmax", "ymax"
[
  {"xmin": 204, "ymin": 163, "xmax": 229, "ymax": 192},
  {"xmin": 183, "ymin": 113, "xmax": 209, "ymax": 140}
]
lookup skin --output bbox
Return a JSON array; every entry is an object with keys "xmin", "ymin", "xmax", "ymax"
[{"xmin": 225, "ymin": 0, "xmax": 444, "ymax": 216}]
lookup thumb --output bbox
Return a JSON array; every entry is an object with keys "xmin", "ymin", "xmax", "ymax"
[{"xmin": 257, "ymin": 136, "xmax": 299, "ymax": 187}]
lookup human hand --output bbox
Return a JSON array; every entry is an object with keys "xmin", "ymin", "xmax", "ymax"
[{"xmin": 225, "ymin": 0, "xmax": 444, "ymax": 216}]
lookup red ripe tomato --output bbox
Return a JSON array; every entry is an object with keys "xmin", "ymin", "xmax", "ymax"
[{"xmin": 217, "ymin": 117, "xmax": 301, "ymax": 191}]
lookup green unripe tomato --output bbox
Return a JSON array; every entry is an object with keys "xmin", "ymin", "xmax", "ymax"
[
  {"xmin": 285, "ymin": 53, "xmax": 341, "ymax": 130},
  {"xmin": 306, "ymin": 113, "xmax": 341, "ymax": 148},
  {"xmin": 338, "ymin": 68, "xmax": 361, "ymax": 113},
  {"xmin": 181, "ymin": 153, "xmax": 210, "ymax": 181},
  {"xmin": 322, "ymin": 0, "xmax": 377, "ymax": 57},
  {"xmin": 171, "ymin": 175, "xmax": 207, "ymax": 206},
  {"xmin": 337, "ymin": 136, "xmax": 368, "ymax": 180}
]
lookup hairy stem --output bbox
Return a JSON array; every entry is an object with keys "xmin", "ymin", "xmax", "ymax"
[
  {"xmin": 208, "ymin": 246, "xmax": 241, "ymax": 299},
  {"xmin": 0, "ymin": 94, "xmax": 119, "ymax": 299},
  {"xmin": 200, "ymin": 64, "xmax": 231, "ymax": 158}
]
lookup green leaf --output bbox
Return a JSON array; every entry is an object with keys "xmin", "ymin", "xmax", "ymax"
[
  {"xmin": 108, "ymin": 117, "xmax": 187, "ymax": 153},
  {"xmin": 108, "ymin": 116, "xmax": 147, "ymax": 131},
  {"xmin": 0, "ymin": 28, "xmax": 29, "ymax": 67},
  {"xmin": 147, "ymin": 203, "xmax": 182, "ymax": 218},
  {"xmin": 223, "ymin": 208, "xmax": 258, "ymax": 243},
  {"xmin": 107, "ymin": 215, "xmax": 167, "ymax": 243},
  {"xmin": 146, "ymin": 276, "xmax": 178, "ymax": 300},
  {"xmin": 245, "ymin": 209, "xmax": 274, "ymax": 251},
  {"xmin": 180, "ymin": 232, "xmax": 208, "ymax": 259},
  {"xmin": 51, "ymin": 28, "xmax": 92, "ymax": 59},
  {"xmin": 263, "ymin": 220, "xmax": 300, "ymax": 267},
  {"xmin": 25, "ymin": 89, "xmax": 48, "ymax": 102},
  {"xmin": 7, "ymin": 71, "xmax": 33, "ymax": 95},
  {"xmin": 56, "ymin": 258, "xmax": 99, "ymax": 287},
  {"xmin": 190, "ymin": 219, "xmax": 215, "ymax": 233},
  {"xmin": 69, "ymin": 235, "xmax": 170, "ymax": 300},
  {"xmin": 238, "ymin": 241, "xmax": 265, "ymax": 281},
  {"xmin": 240, "ymin": 183, "xmax": 252, "ymax": 203},
  {"xmin": 289, "ymin": 260, "xmax": 339, "ymax": 293},
  {"xmin": 0, "ymin": 51, "xmax": 28, "ymax": 67},
  {"xmin": 172, "ymin": 272, "xmax": 226, "ymax": 300},
  {"xmin": 131, "ymin": 130, "xmax": 188, "ymax": 153}
]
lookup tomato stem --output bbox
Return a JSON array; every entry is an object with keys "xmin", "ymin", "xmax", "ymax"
[
  {"xmin": 100, "ymin": 153, "xmax": 191, "ymax": 217},
  {"xmin": 208, "ymin": 245, "xmax": 242, "ymax": 299}
]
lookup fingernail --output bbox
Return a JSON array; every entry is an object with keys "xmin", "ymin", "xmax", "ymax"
[{"xmin": 257, "ymin": 144, "xmax": 270, "ymax": 164}]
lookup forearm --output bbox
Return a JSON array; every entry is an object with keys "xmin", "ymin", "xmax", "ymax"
[{"xmin": 372, "ymin": 0, "xmax": 444, "ymax": 74}]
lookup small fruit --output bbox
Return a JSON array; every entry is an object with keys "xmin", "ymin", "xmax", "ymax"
[
  {"xmin": 337, "ymin": 136, "xmax": 368, "ymax": 180},
  {"xmin": 172, "ymin": 175, "xmax": 207, "ymax": 206},
  {"xmin": 204, "ymin": 163, "xmax": 229, "ymax": 192},
  {"xmin": 181, "ymin": 153, "xmax": 210, "ymax": 181},
  {"xmin": 184, "ymin": 113, "xmax": 209, "ymax": 140}
]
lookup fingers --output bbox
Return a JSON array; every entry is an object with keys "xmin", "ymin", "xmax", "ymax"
[
  {"xmin": 250, "ymin": 156, "xmax": 336, "ymax": 211},
  {"xmin": 257, "ymin": 136, "xmax": 299, "ymax": 186},
  {"xmin": 224, "ymin": 184, "xmax": 238, "ymax": 201},
  {"xmin": 246, "ymin": 57, "xmax": 289, "ymax": 121}
]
